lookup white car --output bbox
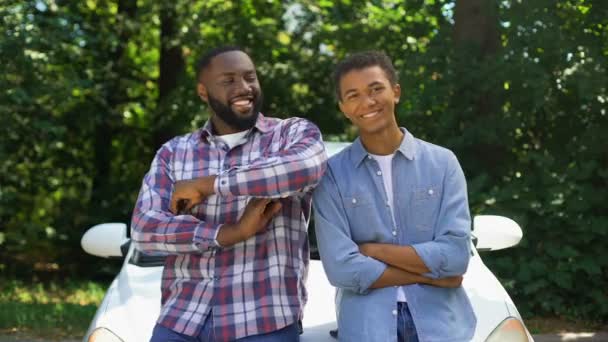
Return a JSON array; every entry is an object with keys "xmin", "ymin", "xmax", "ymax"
[{"xmin": 82, "ymin": 143, "xmax": 534, "ymax": 342}]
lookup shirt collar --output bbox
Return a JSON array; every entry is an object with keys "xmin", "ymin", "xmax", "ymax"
[
  {"xmin": 350, "ymin": 127, "xmax": 417, "ymax": 167},
  {"xmin": 199, "ymin": 113, "xmax": 271, "ymax": 142}
]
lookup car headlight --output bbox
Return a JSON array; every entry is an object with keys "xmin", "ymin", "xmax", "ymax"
[
  {"xmin": 88, "ymin": 327, "xmax": 125, "ymax": 342},
  {"xmin": 485, "ymin": 317, "xmax": 530, "ymax": 342}
]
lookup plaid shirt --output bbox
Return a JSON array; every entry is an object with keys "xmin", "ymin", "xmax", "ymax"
[{"xmin": 130, "ymin": 114, "xmax": 327, "ymax": 341}]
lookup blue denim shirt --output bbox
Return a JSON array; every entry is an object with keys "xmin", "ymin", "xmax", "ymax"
[{"xmin": 313, "ymin": 129, "xmax": 476, "ymax": 342}]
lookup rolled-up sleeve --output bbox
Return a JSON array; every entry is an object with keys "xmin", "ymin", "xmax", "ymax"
[
  {"xmin": 215, "ymin": 118, "xmax": 327, "ymax": 198},
  {"xmin": 313, "ymin": 167, "xmax": 387, "ymax": 294},
  {"xmin": 411, "ymin": 152, "xmax": 472, "ymax": 278},
  {"xmin": 130, "ymin": 142, "xmax": 221, "ymax": 255}
]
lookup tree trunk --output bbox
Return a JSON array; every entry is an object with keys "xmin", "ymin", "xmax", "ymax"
[
  {"xmin": 454, "ymin": 0, "xmax": 500, "ymax": 56},
  {"xmin": 90, "ymin": 0, "xmax": 137, "ymax": 217},
  {"xmin": 154, "ymin": 3, "xmax": 185, "ymax": 150},
  {"xmin": 453, "ymin": 0, "xmax": 505, "ymax": 176}
]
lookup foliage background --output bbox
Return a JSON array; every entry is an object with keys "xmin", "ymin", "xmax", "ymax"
[{"xmin": 1, "ymin": 0, "xmax": 606, "ymax": 323}]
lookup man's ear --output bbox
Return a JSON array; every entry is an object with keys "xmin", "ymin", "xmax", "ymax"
[
  {"xmin": 393, "ymin": 83, "xmax": 401, "ymax": 104},
  {"xmin": 197, "ymin": 83, "xmax": 209, "ymax": 103},
  {"xmin": 338, "ymin": 101, "xmax": 353, "ymax": 122}
]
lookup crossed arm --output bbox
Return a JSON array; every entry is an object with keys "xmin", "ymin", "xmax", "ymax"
[
  {"xmin": 360, "ymin": 245, "xmax": 461, "ymax": 289},
  {"xmin": 313, "ymin": 156, "xmax": 471, "ymax": 293},
  {"xmin": 130, "ymin": 119, "xmax": 327, "ymax": 254}
]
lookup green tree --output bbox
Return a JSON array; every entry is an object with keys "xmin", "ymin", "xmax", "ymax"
[{"xmin": 1, "ymin": 0, "xmax": 606, "ymax": 322}]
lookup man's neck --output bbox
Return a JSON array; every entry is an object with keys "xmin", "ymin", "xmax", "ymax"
[
  {"xmin": 210, "ymin": 115, "xmax": 246, "ymax": 135},
  {"xmin": 360, "ymin": 125, "xmax": 404, "ymax": 155}
]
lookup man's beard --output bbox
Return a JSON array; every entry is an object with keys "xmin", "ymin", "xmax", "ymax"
[{"xmin": 207, "ymin": 91, "xmax": 263, "ymax": 131}]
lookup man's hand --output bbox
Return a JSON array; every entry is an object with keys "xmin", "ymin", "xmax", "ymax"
[
  {"xmin": 428, "ymin": 275, "xmax": 463, "ymax": 288},
  {"xmin": 170, "ymin": 176, "xmax": 216, "ymax": 214},
  {"xmin": 237, "ymin": 198, "xmax": 283, "ymax": 239},
  {"xmin": 217, "ymin": 198, "xmax": 282, "ymax": 246}
]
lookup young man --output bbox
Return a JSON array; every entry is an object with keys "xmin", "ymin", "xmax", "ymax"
[
  {"xmin": 313, "ymin": 51, "xmax": 476, "ymax": 341},
  {"xmin": 131, "ymin": 46, "xmax": 327, "ymax": 342}
]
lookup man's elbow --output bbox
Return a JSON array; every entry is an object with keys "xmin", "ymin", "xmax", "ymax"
[
  {"xmin": 439, "ymin": 248, "xmax": 471, "ymax": 277},
  {"xmin": 325, "ymin": 268, "xmax": 354, "ymax": 289},
  {"xmin": 130, "ymin": 220, "xmax": 160, "ymax": 254},
  {"xmin": 130, "ymin": 237, "xmax": 153, "ymax": 254},
  {"xmin": 130, "ymin": 229, "xmax": 154, "ymax": 253},
  {"xmin": 304, "ymin": 157, "xmax": 327, "ymax": 186},
  {"xmin": 455, "ymin": 252, "xmax": 472, "ymax": 275},
  {"xmin": 327, "ymin": 276, "xmax": 368, "ymax": 294},
  {"xmin": 322, "ymin": 262, "xmax": 365, "ymax": 293}
]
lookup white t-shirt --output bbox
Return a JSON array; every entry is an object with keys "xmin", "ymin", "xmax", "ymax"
[
  {"xmin": 369, "ymin": 153, "xmax": 407, "ymax": 302},
  {"xmin": 217, "ymin": 130, "xmax": 249, "ymax": 150}
]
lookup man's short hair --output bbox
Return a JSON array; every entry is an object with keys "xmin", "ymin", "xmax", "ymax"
[
  {"xmin": 332, "ymin": 51, "xmax": 399, "ymax": 100},
  {"xmin": 196, "ymin": 45, "xmax": 248, "ymax": 81}
]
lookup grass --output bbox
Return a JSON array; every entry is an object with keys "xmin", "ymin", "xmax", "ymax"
[
  {"xmin": 1, "ymin": 278, "xmax": 605, "ymax": 340},
  {"xmin": 525, "ymin": 316, "xmax": 606, "ymax": 335},
  {"xmin": 0, "ymin": 279, "xmax": 107, "ymax": 340}
]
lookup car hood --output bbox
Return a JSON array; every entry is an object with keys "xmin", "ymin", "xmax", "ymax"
[
  {"xmin": 91, "ymin": 260, "xmax": 338, "ymax": 342},
  {"xmin": 464, "ymin": 249, "xmax": 518, "ymax": 341},
  {"xmin": 90, "ymin": 251, "xmax": 515, "ymax": 342},
  {"xmin": 88, "ymin": 263, "xmax": 162, "ymax": 342}
]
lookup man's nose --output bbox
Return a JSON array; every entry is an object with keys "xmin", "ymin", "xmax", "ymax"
[
  {"xmin": 363, "ymin": 94, "xmax": 377, "ymax": 107},
  {"xmin": 235, "ymin": 78, "xmax": 252, "ymax": 93}
]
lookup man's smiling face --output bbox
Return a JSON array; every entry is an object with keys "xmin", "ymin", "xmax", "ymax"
[
  {"xmin": 198, "ymin": 50, "xmax": 263, "ymax": 132},
  {"xmin": 338, "ymin": 65, "xmax": 401, "ymax": 136}
]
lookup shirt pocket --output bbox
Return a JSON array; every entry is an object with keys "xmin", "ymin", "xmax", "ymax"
[
  {"xmin": 341, "ymin": 194, "xmax": 381, "ymax": 242},
  {"xmin": 411, "ymin": 185, "xmax": 441, "ymax": 233}
]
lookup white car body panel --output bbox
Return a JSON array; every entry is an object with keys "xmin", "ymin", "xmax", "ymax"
[{"xmin": 84, "ymin": 244, "xmax": 529, "ymax": 342}]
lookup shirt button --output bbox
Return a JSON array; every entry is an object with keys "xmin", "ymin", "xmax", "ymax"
[
  {"xmin": 376, "ymin": 171, "xmax": 382, "ymax": 176},
  {"xmin": 221, "ymin": 180, "xmax": 227, "ymax": 185},
  {"xmin": 392, "ymin": 309, "xmax": 398, "ymax": 316},
  {"xmin": 428, "ymin": 189, "xmax": 434, "ymax": 195},
  {"xmin": 392, "ymin": 231, "xmax": 397, "ymax": 236},
  {"xmin": 352, "ymin": 198, "xmax": 357, "ymax": 204}
]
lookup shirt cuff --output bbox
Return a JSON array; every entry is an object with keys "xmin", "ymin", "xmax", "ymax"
[
  {"xmin": 412, "ymin": 241, "xmax": 445, "ymax": 279},
  {"xmin": 357, "ymin": 257, "xmax": 388, "ymax": 294},
  {"xmin": 214, "ymin": 172, "xmax": 231, "ymax": 196},
  {"xmin": 193, "ymin": 222, "xmax": 222, "ymax": 251}
]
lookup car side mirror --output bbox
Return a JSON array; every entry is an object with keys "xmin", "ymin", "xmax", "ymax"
[
  {"xmin": 473, "ymin": 215, "xmax": 523, "ymax": 251},
  {"xmin": 81, "ymin": 223, "xmax": 129, "ymax": 258}
]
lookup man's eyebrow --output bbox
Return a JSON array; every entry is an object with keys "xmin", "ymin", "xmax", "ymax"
[
  {"xmin": 218, "ymin": 69, "xmax": 256, "ymax": 76},
  {"xmin": 343, "ymin": 81, "xmax": 384, "ymax": 96},
  {"xmin": 343, "ymin": 88, "xmax": 358, "ymax": 96}
]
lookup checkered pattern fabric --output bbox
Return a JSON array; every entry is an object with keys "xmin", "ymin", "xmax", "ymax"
[{"xmin": 131, "ymin": 114, "xmax": 327, "ymax": 340}]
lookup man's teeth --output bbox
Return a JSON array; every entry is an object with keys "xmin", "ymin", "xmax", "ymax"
[
  {"xmin": 233, "ymin": 100, "xmax": 251, "ymax": 106},
  {"xmin": 362, "ymin": 111, "xmax": 379, "ymax": 118}
]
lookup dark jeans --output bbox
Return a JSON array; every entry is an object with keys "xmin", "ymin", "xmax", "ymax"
[
  {"xmin": 150, "ymin": 313, "xmax": 300, "ymax": 342},
  {"xmin": 397, "ymin": 302, "xmax": 419, "ymax": 342}
]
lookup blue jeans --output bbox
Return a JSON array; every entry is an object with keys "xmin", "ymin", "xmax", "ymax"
[
  {"xmin": 397, "ymin": 302, "xmax": 419, "ymax": 342},
  {"xmin": 150, "ymin": 313, "xmax": 300, "ymax": 342}
]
